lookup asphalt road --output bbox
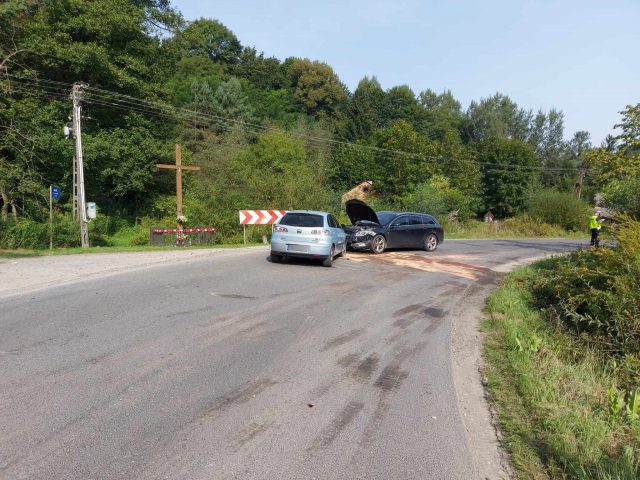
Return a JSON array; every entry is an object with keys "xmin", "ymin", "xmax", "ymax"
[{"xmin": 0, "ymin": 239, "xmax": 583, "ymax": 480}]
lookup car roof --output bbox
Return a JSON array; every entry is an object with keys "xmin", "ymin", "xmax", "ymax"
[
  {"xmin": 284, "ymin": 210, "xmax": 330, "ymax": 216},
  {"xmin": 377, "ymin": 211, "xmax": 436, "ymax": 217}
]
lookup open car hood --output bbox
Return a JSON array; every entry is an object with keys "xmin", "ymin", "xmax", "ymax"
[{"xmin": 345, "ymin": 199, "xmax": 380, "ymax": 225}]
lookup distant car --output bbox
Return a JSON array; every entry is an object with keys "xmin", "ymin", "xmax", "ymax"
[
  {"xmin": 343, "ymin": 199, "xmax": 444, "ymax": 254},
  {"xmin": 270, "ymin": 211, "xmax": 347, "ymax": 267}
]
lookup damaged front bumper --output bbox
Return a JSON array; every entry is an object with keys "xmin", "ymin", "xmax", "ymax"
[{"xmin": 344, "ymin": 228, "xmax": 376, "ymax": 251}]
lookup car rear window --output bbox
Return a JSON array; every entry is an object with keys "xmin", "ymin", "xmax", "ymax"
[{"xmin": 279, "ymin": 213, "xmax": 324, "ymax": 228}]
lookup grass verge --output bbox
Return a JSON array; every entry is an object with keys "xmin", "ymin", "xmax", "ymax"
[
  {"xmin": 443, "ymin": 218, "xmax": 585, "ymax": 239},
  {"xmin": 483, "ymin": 262, "xmax": 640, "ymax": 479}
]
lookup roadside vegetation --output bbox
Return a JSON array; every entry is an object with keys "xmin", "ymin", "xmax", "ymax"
[
  {"xmin": 483, "ymin": 218, "xmax": 640, "ymax": 479},
  {"xmin": 2, "ymin": 1, "xmax": 638, "ymax": 251}
]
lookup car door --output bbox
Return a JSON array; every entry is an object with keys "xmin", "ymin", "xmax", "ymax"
[
  {"xmin": 408, "ymin": 214, "xmax": 429, "ymax": 247},
  {"xmin": 328, "ymin": 214, "xmax": 346, "ymax": 252},
  {"xmin": 388, "ymin": 215, "xmax": 412, "ymax": 248}
]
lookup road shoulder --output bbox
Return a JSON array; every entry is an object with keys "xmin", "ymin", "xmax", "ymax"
[{"xmin": 0, "ymin": 246, "xmax": 267, "ymax": 298}]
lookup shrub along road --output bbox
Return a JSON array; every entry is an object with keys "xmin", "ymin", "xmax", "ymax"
[{"xmin": 0, "ymin": 239, "xmax": 583, "ymax": 479}]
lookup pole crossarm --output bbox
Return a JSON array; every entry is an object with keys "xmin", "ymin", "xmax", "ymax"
[{"xmin": 155, "ymin": 164, "xmax": 201, "ymax": 171}]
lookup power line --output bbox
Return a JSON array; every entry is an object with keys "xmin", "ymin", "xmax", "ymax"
[{"xmin": 3, "ymin": 73, "xmax": 583, "ymax": 173}]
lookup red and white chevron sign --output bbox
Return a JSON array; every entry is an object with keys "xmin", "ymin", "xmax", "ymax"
[{"xmin": 239, "ymin": 210, "xmax": 287, "ymax": 225}]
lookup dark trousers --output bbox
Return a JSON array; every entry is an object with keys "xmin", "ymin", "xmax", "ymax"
[{"xmin": 590, "ymin": 228, "xmax": 599, "ymax": 247}]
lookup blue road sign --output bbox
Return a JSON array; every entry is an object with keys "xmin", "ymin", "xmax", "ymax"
[{"xmin": 52, "ymin": 185, "xmax": 61, "ymax": 200}]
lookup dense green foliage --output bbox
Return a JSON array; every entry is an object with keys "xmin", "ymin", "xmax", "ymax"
[
  {"xmin": 1, "ymin": 0, "xmax": 638, "ymax": 247},
  {"xmin": 528, "ymin": 219, "xmax": 640, "ymax": 390},
  {"xmin": 528, "ymin": 189, "xmax": 592, "ymax": 231},
  {"xmin": 484, "ymin": 262, "xmax": 639, "ymax": 479}
]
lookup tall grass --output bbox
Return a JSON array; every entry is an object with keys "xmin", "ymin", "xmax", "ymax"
[
  {"xmin": 443, "ymin": 216, "xmax": 583, "ymax": 239},
  {"xmin": 484, "ymin": 266, "xmax": 640, "ymax": 479}
]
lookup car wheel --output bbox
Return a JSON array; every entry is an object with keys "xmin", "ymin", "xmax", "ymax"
[
  {"xmin": 270, "ymin": 253, "xmax": 281, "ymax": 263},
  {"xmin": 424, "ymin": 234, "xmax": 438, "ymax": 252},
  {"xmin": 371, "ymin": 235, "xmax": 387, "ymax": 254},
  {"xmin": 322, "ymin": 246, "xmax": 335, "ymax": 267}
]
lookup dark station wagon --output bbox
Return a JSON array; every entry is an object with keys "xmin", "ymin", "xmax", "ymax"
[{"xmin": 343, "ymin": 199, "xmax": 444, "ymax": 254}]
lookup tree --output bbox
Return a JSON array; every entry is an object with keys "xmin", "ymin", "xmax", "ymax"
[
  {"xmin": 178, "ymin": 18, "xmax": 242, "ymax": 65},
  {"xmin": 399, "ymin": 175, "xmax": 479, "ymax": 221},
  {"xmin": 466, "ymin": 93, "xmax": 532, "ymax": 142},
  {"xmin": 343, "ymin": 76, "xmax": 385, "ymax": 140},
  {"xmin": 424, "ymin": 130, "xmax": 482, "ymax": 200},
  {"xmin": 373, "ymin": 120, "xmax": 433, "ymax": 199},
  {"xmin": 0, "ymin": 0, "xmax": 177, "ymax": 219},
  {"xmin": 418, "ymin": 89, "xmax": 464, "ymax": 141},
  {"xmin": 210, "ymin": 78, "xmax": 254, "ymax": 124},
  {"xmin": 567, "ymin": 130, "xmax": 592, "ymax": 158},
  {"xmin": 381, "ymin": 85, "xmax": 424, "ymax": 131},
  {"xmin": 615, "ymin": 103, "xmax": 640, "ymax": 155},
  {"xmin": 288, "ymin": 58, "xmax": 348, "ymax": 119},
  {"xmin": 479, "ymin": 138, "xmax": 540, "ymax": 217},
  {"xmin": 231, "ymin": 47, "xmax": 290, "ymax": 90}
]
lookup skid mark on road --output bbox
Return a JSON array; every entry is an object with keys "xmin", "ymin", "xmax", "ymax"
[
  {"xmin": 351, "ymin": 354, "xmax": 380, "ymax": 382},
  {"xmin": 210, "ymin": 293, "xmax": 258, "ymax": 300},
  {"xmin": 392, "ymin": 304, "xmax": 423, "ymax": 317},
  {"xmin": 320, "ymin": 328, "xmax": 366, "ymax": 352},
  {"xmin": 374, "ymin": 364, "xmax": 409, "ymax": 392},
  {"xmin": 234, "ymin": 416, "xmax": 278, "ymax": 450},
  {"xmin": 216, "ymin": 378, "xmax": 277, "ymax": 412},
  {"xmin": 309, "ymin": 401, "xmax": 364, "ymax": 449}
]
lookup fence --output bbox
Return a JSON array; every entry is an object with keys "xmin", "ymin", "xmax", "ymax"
[{"xmin": 150, "ymin": 227, "xmax": 216, "ymax": 246}]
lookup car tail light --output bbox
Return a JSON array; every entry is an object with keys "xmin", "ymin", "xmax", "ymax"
[
  {"xmin": 310, "ymin": 229, "xmax": 330, "ymax": 235},
  {"xmin": 273, "ymin": 225, "xmax": 288, "ymax": 232}
]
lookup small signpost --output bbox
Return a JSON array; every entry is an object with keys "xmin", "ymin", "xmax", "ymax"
[
  {"xmin": 238, "ymin": 210, "xmax": 287, "ymax": 244},
  {"xmin": 49, "ymin": 185, "xmax": 61, "ymax": 250},
  {"xmin": 156, "ymin": 144, "xmax": 201, "ymax": 245}
]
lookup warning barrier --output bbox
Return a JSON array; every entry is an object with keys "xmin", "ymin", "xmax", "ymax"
[
  {"xmin": 149, "ymin": 227, "xmax": 216, "ymax": 246},
  {"xmin": 239, "ymin": 210, "xmax": 287, "ymax": 225}
]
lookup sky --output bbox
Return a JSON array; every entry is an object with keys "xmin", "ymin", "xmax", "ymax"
[{"xmin": 170, "ymin": 0, "xmax": 639, "ymax": 144}]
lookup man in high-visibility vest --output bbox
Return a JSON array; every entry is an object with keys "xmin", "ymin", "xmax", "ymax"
[{"xmin": 589, "ymin": 211, "xmax": 603, "ymax": 247}]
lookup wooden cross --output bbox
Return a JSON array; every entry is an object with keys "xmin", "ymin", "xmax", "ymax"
[{"xmin": 156, "ymin": 144, "xmax": 200, "ymax": 233}]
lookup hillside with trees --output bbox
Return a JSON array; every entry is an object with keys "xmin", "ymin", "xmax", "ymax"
[{"xmin": 1, "ymin": 0, "xmax": 638, "ymax": 247}]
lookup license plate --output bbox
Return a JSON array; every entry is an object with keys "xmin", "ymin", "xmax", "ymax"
[{"xmin": 287, "ymin": 244, "xmax": 309, "ymax": 253}]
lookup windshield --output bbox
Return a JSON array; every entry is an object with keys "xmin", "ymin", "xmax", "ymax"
[
  {"xmin": 376, "ymin": 212, "xmax": 396, "ymax": 226},
  {"xmin": 279, "ymin": 213, "xmax": 324, "ymax": 228}
]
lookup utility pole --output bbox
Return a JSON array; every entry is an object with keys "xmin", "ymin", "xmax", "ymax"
[
  {"xmin": 71, "ymin": 83, "xmax": 89, "ymax": 247},
  {"xmin": 574, "ymin": 168, "xmax": 587, "ymax": 199},
  {"xmin": 72, "ymin": 154, "xmax": 78, "ymax": 221}
]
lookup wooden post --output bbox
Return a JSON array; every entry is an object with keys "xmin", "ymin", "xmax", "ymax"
[
  {"xmin": 156, "ymin": 144, "xmax": 201, "ymax": 246},
  {"xmin": 175, "ymin": 144, "xmax": 183, "ymax": 221}
]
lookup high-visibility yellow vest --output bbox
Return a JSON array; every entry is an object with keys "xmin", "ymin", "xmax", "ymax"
[{"xmin": 589, "ymin": 215, "xmax": 600, "ymax": 229}]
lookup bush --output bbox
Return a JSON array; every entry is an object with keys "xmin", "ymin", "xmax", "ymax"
[
  {"xmin": 528, "ymin": 189, "xmax": 592, "ymax": 231},
  {"xmin": 528, "ymin": 218, "xmax": 640, "ymax": 389},
  {"xmin": 0, "ymin": 217, "xmax": 48, "ymax": 249},
  {"xmin": 399, "ymin": 175, "xmax": 480, "ymax": 221},
  {"xmin": 53, "ymin": 214, "xmax": 82, "ymax": 247},
  {"xmin": 603, "ymin": 177, "xmax": 640, "ymax": 219}
]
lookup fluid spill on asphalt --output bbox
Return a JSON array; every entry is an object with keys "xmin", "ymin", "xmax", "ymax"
[
  {"xmin": 392, "ymin": 304, "xmax": 423, "ymax": 318},
  {"xmin": 423, "ymin": 306, "xmax": 446, "ymax": 318}
]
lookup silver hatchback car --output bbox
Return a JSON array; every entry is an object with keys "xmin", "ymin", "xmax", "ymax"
[{"xmin": 270, "ymin": 211, "xmax": 346, "ymax": 267}]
